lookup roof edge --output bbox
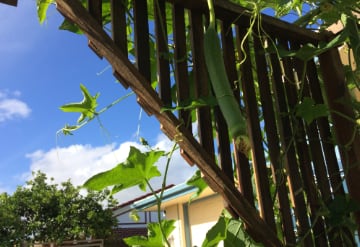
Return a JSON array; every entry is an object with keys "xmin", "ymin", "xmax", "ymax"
[{"xmin": 131, "ymin": 183, "xmax": 197, "ymax": 210}]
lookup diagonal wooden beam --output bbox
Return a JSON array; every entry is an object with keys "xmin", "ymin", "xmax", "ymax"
[
  {"xmin": 55, "ymin": 0, "xmax": 282, "ymax": 245},
  {"xmin": 0, "ymin": 0, "xmax": 17, "ymax": 6}
]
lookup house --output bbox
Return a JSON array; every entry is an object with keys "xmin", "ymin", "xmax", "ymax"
[
  {"xmin": 112, "ymin": 185, "xmax": 174, "ymax": 241},
  {"xmin": 126, "ymin": 183, "xmax": 224, "ymax": 247}
]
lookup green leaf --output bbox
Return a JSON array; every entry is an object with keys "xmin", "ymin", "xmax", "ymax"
[
  {"xmin": 129, "ymin": 209, "xmax": 140, "ymax": 222},
  {"xmin": 327, "ymin": 194, "xmax": 360, "ymax": 229},
  {"xmin": 59, "ymin": 84, "xmax": 99, "ymax": 124},
  {"xmin": 267, "ymin": 29, "xmax": 348, "ymax": 61},
  {"xmin": 83, "ymin": 146, "xmax": 164, "ymax": 192},
  {"xmin": 202, "ymin": 215, "xmax": 228, "ymax": 247},
  {"xmin": 344, "ymin": 15, "xmax": 360, "ymax": 71},
  {"xmin": 202, "ymin": 211, "xmax": 262, "ymax": 247},
  {"xmin": 37, "ymin": 0, "xmax": 54, "ymax": 24},
  {"xmin": 124, "ymin": 220, "xmax": 175, "ymax": 247},
  {"xmin": 223, "ymin": 219, "xmax": 246, "ymax": 247},
  {"xmin": 161, "ymin": 96, "xmax": 218, "ymax": 112},
  {"xmin": 186, "ymin": 170, "xmax": 208, "ymax": 202},
  {"xmin": 295, "ymin": 97, "xmax": 329, "ymax": 125},
  {"xmin": 59, "ymin": 19, "xmax": 83, "ymax": 34}
]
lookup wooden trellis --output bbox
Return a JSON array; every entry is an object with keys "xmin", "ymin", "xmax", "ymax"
[
  {"xmin": 55, "ymin": 0, "xmax": 360, "ymax": 246},
  {"xmin": 0, "ymin": 0, "xmax": 17, "ymax": 6}
]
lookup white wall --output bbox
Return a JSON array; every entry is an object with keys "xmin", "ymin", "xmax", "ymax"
[{"xmin": 188, "ymin": 195, "xmax": 224, "ymax": 246}]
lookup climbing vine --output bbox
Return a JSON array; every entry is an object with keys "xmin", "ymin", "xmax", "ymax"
[{"xmin": 37, "ymin": 0, "xmax": 360, "ymax": 246}]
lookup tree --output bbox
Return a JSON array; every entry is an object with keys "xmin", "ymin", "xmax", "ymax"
[
  {"xmin": 0, "ymin": 171, "xmax": 117, "ymax": 246},
  {"xmin": 0, "ymin": 193, "xmax": 23, "ymax": 246}
]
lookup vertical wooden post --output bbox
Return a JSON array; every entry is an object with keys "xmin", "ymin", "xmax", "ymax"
[{"xmin": 319, "ymin": 48, "xmax": 360, "ymax": 232}]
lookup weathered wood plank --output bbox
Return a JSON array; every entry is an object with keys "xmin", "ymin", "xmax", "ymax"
[
  {"xmin": 319, "ymin": 47, "xmax": 360, "ymax": 233},
  {"xmin": 269, "ymin": 46, "xmax": 313, "ymax": 245},
  {"xmin": 55, "ymin": 0, "xmax": 283, "ymax": 245},
  {"xmin": 239, "ymin": 29, "xmax": 277, "ymax": 232},
  {"xmin": 189, "ymin": 10, "xmax": 215, "ymax": 159},
  {"xmin": 173, "ymin": 4, "xmax": 193, "ymax": 165},
  {"xmin": 253, "ymin": 34, "xmax": 296, "ymax": 246},
  {"xmin": 154, "ymin": 0, "xmax": 172, "ymax": 107},
  {"xmin": 111, "ymin": 0, "xmax": 127, "ymax": 55},
  {"xmin": 133, "ymin": 0, "xmax": 151, "ymax": 82},
  {"xmin": 0, "ymin": 0, "xmax": 17, "ymax": 6},
  {"xmin": 166, "ymin": 0, "xmax": 325, "ymax": 43},
  {"xmin": 234, "ymin": 25, "xmax": 256, "ymax": 211},
  {"xmin": 306, "ymin": 60, "xmax": 345, "ymax": 196}
]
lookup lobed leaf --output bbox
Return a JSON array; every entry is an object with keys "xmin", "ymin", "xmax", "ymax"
[
  {"xmin": 295, "ymin": 97, "xmax": 329, "ymax": 125},
  {"xmin": 37, "ymin": 0, "xmax": 54, "ymax": 24},
  {"xmin": 83, "ymin": 146, "xmax": 164, "ymax": 192},
  {"xmin": 186, "ymin": 170, "xmax": 208, "ymax": 203},
  {"xmin": 124, "ymin": 220, "xmax": 175, "ymax": 247},
  {"xmin": 59, "ymin": 84, "xmax": 99, "ymax": 124}
]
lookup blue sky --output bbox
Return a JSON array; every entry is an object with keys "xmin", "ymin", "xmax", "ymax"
[{"xmin": 0, "ymin": 0, "xmax": 196, "ymax": 202}]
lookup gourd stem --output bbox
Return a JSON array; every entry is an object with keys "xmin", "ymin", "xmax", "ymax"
[{"xmin": 207, "ymin": 0, "xmax": 216, "ymax": 29}]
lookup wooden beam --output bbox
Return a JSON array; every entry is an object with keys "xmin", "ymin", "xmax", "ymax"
[
  {"xmin": 0, "ymin": 0, "xmax": 17, "ymax": 6},
  {"xmin": 166, "ymin": 0, "xmax": 325, "ymax": 43},
  {"xmin": 55, "ymin": 0, "xmax": 282, "ymax": 245},
  {"xmin": 319, "ymin": 48, "xmax": 360, "ymax": 233}
]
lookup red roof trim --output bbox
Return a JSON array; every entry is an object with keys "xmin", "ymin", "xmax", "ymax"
[{"xmin": 112, "ymin": 184, "xmax": 175, "ymax": 210}]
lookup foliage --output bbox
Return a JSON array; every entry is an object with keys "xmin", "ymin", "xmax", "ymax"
[
  {"xmin": 84, "ymin": 146, "xmax": 164, "ymax": 193},
  {"xmin": 83, "ymin": 141, "xmax": 177, "ymax": 247},
  {"xmin": 58, "ymin": 84, "xmax": 133, "ymax": 135},
  {"xmin": 0, "ymin": 171, "xmax": 117, "ymax": 245},
  {"xmin": 295, "ymin": 97, "xmax": 329, "ymax": 125},
  {"xmin": 186, "ymin": 170, "xmax": 208, "ymax": 202},
  {"xmin": 323, "ymin": 195, "xmax": 360, "ymax": 232},
  {"xmin": 60, "ymin": 83, "xmax": 99, "ymax": 125},
  {"xmin": 0, "ymin": 193, "xmax": 23, "ymax": 246},
  {"xmin": 202, "ymin": 210, "xmax": 262, "ymax": 247},
  {"xmin": 36, "ymin": 0, "xmax": 360, "ymax": 246},
  {"xmin": 123, "ymin": 220, "xmax": 176, "ymax": 247}
]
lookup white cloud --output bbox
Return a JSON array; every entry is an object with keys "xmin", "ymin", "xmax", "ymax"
[
  {"xmin": 0, "ymin": 89, "xmax": 31, "ymax": 123},
  {"xmin": 24, "ymin": 134, "xmax": 197, "ymax": 203}
]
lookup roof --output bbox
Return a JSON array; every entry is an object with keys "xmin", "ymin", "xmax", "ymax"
[
  {"xmin": 112, "ymin": 184, "xmax": 175, "ymax": 211},
  {"xmin": 132, "ymin": 183, "xmax": 197, "ymax": 210},
  {"xmin": 113, "ymin": 182, "xmax": 205, "ymax": 216},
  {"xmin": 132, "ymin": 182, "xmax": 216, "ymax": 211}
]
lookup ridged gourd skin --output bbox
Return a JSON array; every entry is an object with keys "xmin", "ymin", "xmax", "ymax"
[
  {"xmin": 203, "ymin": 21, "xmax": 250, "ymax": 154},
  {"xmin": 204, "ymin": 28, "xmax": 247, "ymax": 138}
]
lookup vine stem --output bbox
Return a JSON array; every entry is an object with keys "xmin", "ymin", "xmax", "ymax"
[{"xmin": 146, "ymin": 141, "xmax": 178, "ymax": 247}]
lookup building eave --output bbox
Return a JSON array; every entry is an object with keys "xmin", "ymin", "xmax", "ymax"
[{"xmin": 131, "ymin": 183, "xmax": 198, "ymax": 211}]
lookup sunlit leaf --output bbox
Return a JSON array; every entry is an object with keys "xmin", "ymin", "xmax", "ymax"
[
  {"xmin": 83, "ymin": 146, "xmax": 164, "ymax": 192},
  {"xmin": 186, "ymin": 170, "xmax": 208, "ymax": 202},
  {"xmin": 59, "ymin": 84, "xmax": 99, "ymax": 124},
  {"xmin": 37, "ymin": 0, "xmax": 54, "ymax": 24},
  {"xmin": 202, "ymin": 211, "xmax": 260, "ymax": 247},
  {"xmin": 59, "ymin": 19, "xmax": 83, "ymax": 34},
  {"xmin": 202, "ymin": 215, "xmax": 228, "ymax": 247},
  {"xmin": 124, "ymin": 220, "xmax": 175, "ymax": 247}
]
